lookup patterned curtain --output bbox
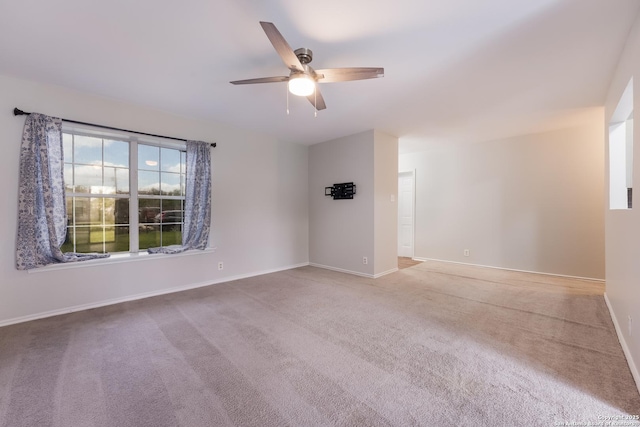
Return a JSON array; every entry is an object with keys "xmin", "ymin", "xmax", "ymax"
[
  {"xmin": 148, "ymin": 140, "xmax": 211, "ymax": 254},
  {"xmin": 16, "ymin": 113, "xmax": 109, "ymax": 270}
]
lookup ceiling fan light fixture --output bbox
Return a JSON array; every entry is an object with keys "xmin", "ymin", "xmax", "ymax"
[{"xmin": 288, "ymin": 74, "xmax": 315, "ymax": 96}]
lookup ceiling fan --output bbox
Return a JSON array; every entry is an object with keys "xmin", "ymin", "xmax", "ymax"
[{"xmin": 230, "ymin": 21, "xmax": 384, "ymax": 111}]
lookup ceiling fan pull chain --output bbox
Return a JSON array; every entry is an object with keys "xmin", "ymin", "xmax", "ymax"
[
  {"xmin": 314, "ymin": 89, "xmax": 317, "ymax": 118},
  {"xmin": 286, "ymin": 85, "xmax": 290, "ymax": 115}
]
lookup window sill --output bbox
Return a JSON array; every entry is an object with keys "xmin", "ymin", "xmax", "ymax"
[{"xmin": 27, "ymin": 247, "xmax": 217, "ymax": 274}]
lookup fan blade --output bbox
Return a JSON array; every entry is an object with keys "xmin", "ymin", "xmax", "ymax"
[
  {"xmin": 260, "ymin": 21, "xmax": 304, "ymax": 73},
  {"xmin": 307, "ymin": 88, "xmax": 327, "ymax": 111},
  {"xmin": 315, "ymin": 67, "xmax": 384, "ymax": 83},
  {"xmin": 230, "ymin": 76, "xmax": 289, "ymax": 85}
]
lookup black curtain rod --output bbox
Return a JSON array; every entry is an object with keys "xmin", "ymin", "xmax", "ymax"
[{"xmin": 13, "ymin": 108, "xmax": 217, "ymax": 148}]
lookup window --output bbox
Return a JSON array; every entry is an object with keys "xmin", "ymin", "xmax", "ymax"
[{"xmin": 61, "ymin": 129, "xmax": 186, "ymax": 254}]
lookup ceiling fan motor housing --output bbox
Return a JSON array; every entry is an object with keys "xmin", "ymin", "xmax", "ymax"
[{"xmin": 294, "ymin": 48, "xmax": 313, "ymax": 64}]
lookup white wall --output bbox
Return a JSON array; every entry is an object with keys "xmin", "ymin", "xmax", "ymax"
[
  {"xmin": 0, "ymin": 74, "xmax": 309, "ymax": 325},
  {"xmin": 604, "ymin": 10, "xmax": 640, "ymax": 391},
  {"xmin": 309, "ymin": 131, "xmax": 375, "ymax": 276},
  {"xmin": 309, "ymin": 130, "xmax": 398, "ymax": 277},
  {"xmin": 373, "ymin": 131, "xmax": 399, "ymax": 276},
  {"xmin": 399, "ymin": 118, "xmax": 605, "ymax": 279}
]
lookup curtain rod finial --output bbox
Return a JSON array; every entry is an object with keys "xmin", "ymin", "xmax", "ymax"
[{"xmin": 13, "ymin": 108, "xmax": 28, "ymax": 116}]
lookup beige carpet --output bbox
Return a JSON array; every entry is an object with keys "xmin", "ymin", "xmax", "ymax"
[{"xmin": 0, "ymin": 261, "xmax": 638, "ymax": 427}]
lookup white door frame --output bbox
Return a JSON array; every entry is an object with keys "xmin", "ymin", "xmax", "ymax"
[{"xmin": 398, "ymin": 170, "xmax": 416, "ymax": 259}]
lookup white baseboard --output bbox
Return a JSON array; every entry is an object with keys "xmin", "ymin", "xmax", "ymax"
[
  {"xmin": 374, "ymin": 267, "xmax": 399, "ymax": 278},
  {"xmin": 308, "ymin": 263, "xmax": 399, "ymax": 279},
  {"xmin": 604, "ymin": 293, "xmax": 640, "ymax": 396},
  {"xmin": 309, "ymin": 263, "xmax": 375, "ymax": 278},
  {"xmin": 0, "ymin": 262, "xmax": 310, "ymax": 328},
  {"xmin": 413, "ymin": 257, "xmax": 605, "ymax": 282}
]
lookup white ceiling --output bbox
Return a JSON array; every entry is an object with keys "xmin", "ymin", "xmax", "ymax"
[{"xmin": 0, "ymin": 0, "xmax": 638, "ymax": 148}]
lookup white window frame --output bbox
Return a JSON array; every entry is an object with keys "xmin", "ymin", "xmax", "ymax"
[{"xmin": 62, "ymin": 123, "xmax": 188, "ymax": 254}]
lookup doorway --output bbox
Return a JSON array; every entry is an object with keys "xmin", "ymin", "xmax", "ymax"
[{"xmin": 398, "ymin": 170, "xmax": 415, "ymax": 258}]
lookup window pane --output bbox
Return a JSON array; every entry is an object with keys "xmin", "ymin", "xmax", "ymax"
[
  {"xmin": 148, "ymin": 197, "xmax": 184, "ymax": 248},
  {"xmin": 105, "ymin": 226, "xmax": 130, "ymax": 253},
  {"xmin": 161, "ymin": 147, "xmax": 181, "ymax": 172},
  {"xmin": 102, "ymin": 167, "xmax": 116, "ymax": 195},
  {"xmin": 104, "ymin": 167, "xmax": 130, "ymax": 194},
  {"xmin": 73, "ymin": 198, "xmax": 104, "ymax": 225},
  {"xmin": 139, "ymin": 228, "xmax": 161, "ymax": 250},
  {"xmin": 66, "ymin": 197, "xmax": 74, "ymax": 225},
  {"xmin": 158, "ymin": 211, "xmax": 183, "ymax": 226},
  {"xmin": 61, "ymin": 228, "xmax": 74, "ymax": 253},
  {"xmin": 73, "ymin": 227, "xmax": 90, "ymax": 252},
  {"xmin": 91, "ymin": 198, "xmax": 104, "ymax": 225},
  {"xmin": 139, "ymin": 145, "xmax": 159, "ymax": 171},
  {"xmin": 101, "ymin": 226, "xmax": 115, "ymax": 243},
  {"xmin": 116, "ymin": 168, "xmax": 129, "ymax": 194},
  {"xmin": 150, "ymin": 200, "xmax": 182, "ymax": 225},
  {"xmin": 139, "ymin": 170, "xmax": 160, "ymax": 195},
  {"xmin": 74, "ymin": 135, "xmax": 102, "ymax": 165},
  {"xmin": 74, "ymin": 164, "xmax": 102, "ymax": 193},
  {"xmin": 66, "ymin": 225, "xmax": 118, "ymax": 254},
  {"xmin": 162, "ymin": 199, "xmax": 183, "ymax": 212},
  {"xmin": 90, "ymin": 227, "xmax": 108, "ymax": 253},
  {"xmin": 139, "ymin": 198, "xmax": 161, "ymax": 224},
  {"xmin": 114, "ymin": 199, "xmax": 130, "ymax": 225},
  {"xmin": 104, "ymin": 140, "xmax": 129, "ymax": 168},
  {"xmin": 64, "ymin": 164, "xmax": 73, "ymax": 192},
  {"xmin": 73, "ymin": 226, "xmax": 108, "ymax": 253},
  {"xmin": 103, "ymin": 198, "xmax": 116, "ymax": 225},
  {"xmin": 162, "ymin": 227, "xmax": 182, "ymax": 246},
  {"xmin": 160, "ymin": 172, "xmax": 181, "ymax": 195},
  {"xmin": 137, "ymin": 226, "xmax": 182, "ymax": 249},
  {"xmin": 73, "ymin": 198, "xmax": 91, "ymax": 225}
]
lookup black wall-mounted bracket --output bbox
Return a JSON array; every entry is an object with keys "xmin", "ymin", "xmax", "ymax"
[{"xmin": 325, "ymin": 182, "xmax": 356, "ymax": 199}]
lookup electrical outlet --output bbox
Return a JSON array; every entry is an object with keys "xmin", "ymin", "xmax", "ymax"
[
  {"xmin": 463, "ymin": 249, "xmax": 470, "ymax": 257},
  {"xmin": 629, "ymin": 315, "xmax": 633, "ymax": 337},
  {"xmin": 363, "ymin": 257, "xmax": 368, "ymax": 265},
  {"xmin": 218, "ymin": 261, "xmax": 224, "ymax": 271}
]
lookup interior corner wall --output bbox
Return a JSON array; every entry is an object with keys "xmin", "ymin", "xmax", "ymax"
[
  {"xmin": 604, "ymin": 9, "xmax": 640, "ymax": 391},
  {"xmin": 0, "ymin": 73, "xmax": 309, "ymax": 325},
  {"xmin": 399, "ymin": 119, "xmax": 605, "ymax": 279},
  {"xmin": 309, "ymin": 131, "xmax": 375, "ymax": 276},
  {"xmin": 373, "ymin": 131, "xmax": 399, "ymax": 276}
]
